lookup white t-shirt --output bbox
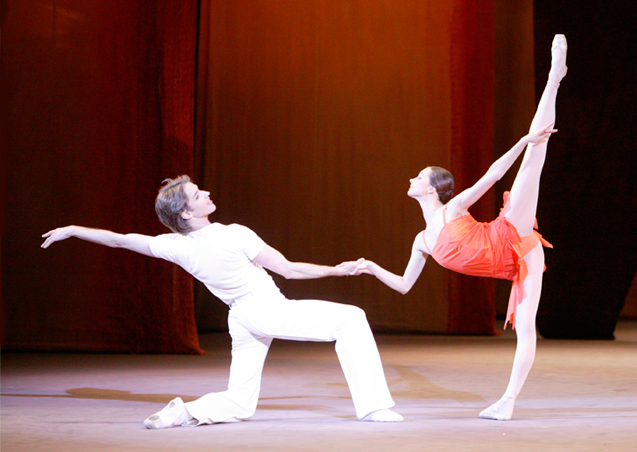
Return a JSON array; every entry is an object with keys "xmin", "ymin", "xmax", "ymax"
[{"xmin": 149, "ymin": 223, "xmax": 277, "ymax": 304}]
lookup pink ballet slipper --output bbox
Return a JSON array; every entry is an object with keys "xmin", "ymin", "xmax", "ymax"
[
  {"xmin": 479, "ymin": 395, "xmax": 516, "ymax": 421},
  {"xmin": 548, "ymin": 34, "xmax": 568, "ymax": 87}
]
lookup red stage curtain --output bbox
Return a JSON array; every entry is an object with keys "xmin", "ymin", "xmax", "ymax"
[
  {"xmin": 3, "ymin": 0, "xmax": 202, "ymax": 353},
  {"xmin": 195, "ymin": 0, "xmax": 497, "ymax": 334},
  {"xmin": 447, "ymin": 1, "xmax": 497, "ymax": 334},
  {"xmin": 3, "ymin": 0, "xmax": 515, "ymax": 349}
]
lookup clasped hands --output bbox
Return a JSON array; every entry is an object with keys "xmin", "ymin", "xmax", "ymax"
[{"xmin": 336, "ymin": 258, "xmax": 371, "ymax": 276}]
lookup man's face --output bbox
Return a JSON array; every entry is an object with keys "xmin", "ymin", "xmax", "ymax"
[{"xmin": 181, "ymin": 182, "xmax": 216, "ymax": 220}]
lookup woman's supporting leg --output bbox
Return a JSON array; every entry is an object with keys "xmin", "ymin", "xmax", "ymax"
[
  {"xmin": 505, "ymin": 35, "xmax": 567, "ymax": 236},
  {"xmin": 480, "ymin": 243, "xmax": 545, "ymax": 420}
]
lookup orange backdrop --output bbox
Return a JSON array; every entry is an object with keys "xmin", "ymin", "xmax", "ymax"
[
  {"xmin": 194, "ymin": 0, "xmax": 497, "ymax": 335},
  {"xmin": 3, "ymin": 0, "xmax": 505, "ymax": 353}
]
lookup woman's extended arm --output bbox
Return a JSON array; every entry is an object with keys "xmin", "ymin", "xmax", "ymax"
[
  {"xmin": 358, "ymin": 233, "xmax": 428, "ymax": 294},
  {"xmin": 449, "ymin": 123, "xmax": 557, "ymax": 213}
]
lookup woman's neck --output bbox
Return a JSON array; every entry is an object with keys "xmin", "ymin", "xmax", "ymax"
[{"xmin": 417, "ymin": 197, "xmax": 443, "ymax": 225}]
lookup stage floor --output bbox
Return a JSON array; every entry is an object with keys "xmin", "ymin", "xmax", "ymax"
[{"xmin": 2, "ymin": 321, "xmax": 636, "ymax": 451}]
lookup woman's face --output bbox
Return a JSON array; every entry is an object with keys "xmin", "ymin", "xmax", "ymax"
[{"xmin": 407, "ymin": 168, "xmax": 431, "ymax": 198}]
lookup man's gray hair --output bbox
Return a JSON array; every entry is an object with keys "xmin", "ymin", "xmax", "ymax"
[{"xmin": 155, "ymin": 175, "xmax": 192, "ymax": 234}]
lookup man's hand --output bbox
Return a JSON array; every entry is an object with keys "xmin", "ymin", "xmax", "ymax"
[{"xmin": 41, "ymin": 226, "xmax": 76, "ymax": 249}]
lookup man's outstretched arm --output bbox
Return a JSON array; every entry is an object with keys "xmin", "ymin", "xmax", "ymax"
[
  {"xmin": 252, "ymin": 245, "xmax": 360, "ymax": 280},
  {"xmin": 41, "ymin": 225, "xmax": 154, "ymax": 257}
]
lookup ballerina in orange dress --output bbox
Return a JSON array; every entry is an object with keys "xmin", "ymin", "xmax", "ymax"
[{"xmin": 357, "ymin": 35, "xmax": 568, "ymax": 420}]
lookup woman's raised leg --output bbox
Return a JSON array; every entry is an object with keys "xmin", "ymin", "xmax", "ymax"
[
  {"xmin": 504, "ymin": 35, "xmax": 567, "ymax": 236},
  {"xmin": 480, "ymin": 36, "xmax": 566, "ymax": 421}
]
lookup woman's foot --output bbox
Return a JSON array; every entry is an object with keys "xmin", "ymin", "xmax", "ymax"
[
  {"xmin": 549, "ymin": 34, "xmax": 568, "ymax": 86},
  {"xmin": 479, "ymin": 395, "xmax": 516, "ymax": 421}
]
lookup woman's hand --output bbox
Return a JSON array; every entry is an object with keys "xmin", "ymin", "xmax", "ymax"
[{"xmin": 525, "ymin": 123, "xmax": 557, "ymax": 145}]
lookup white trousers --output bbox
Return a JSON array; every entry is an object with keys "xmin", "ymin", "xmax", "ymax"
[{"xmin": 185, "ymin": 286, "xmax": 395, "ymax": 423}]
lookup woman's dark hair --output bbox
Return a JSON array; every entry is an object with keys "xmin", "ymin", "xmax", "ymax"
[{"xmin": 428, "ymin": 167, "xmax": 454, "ymax": 204}]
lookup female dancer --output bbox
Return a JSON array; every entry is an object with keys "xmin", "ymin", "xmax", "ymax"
[{"xmin": 357, "ymin": 35, "xmax": 568, "ymax": 420}]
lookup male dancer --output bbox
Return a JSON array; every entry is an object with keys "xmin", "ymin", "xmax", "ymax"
[{"xmin": 42, "ymin": 176, "xmax": 402, "ymax": 427}]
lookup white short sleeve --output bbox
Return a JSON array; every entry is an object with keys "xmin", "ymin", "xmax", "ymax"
[
  {"xmin": 148, "ymin": 233, "xmax": 187, "ymax": 266},
  {"xmin": 233, "ymin": 224, "xmax": 266, "ymax": 260}
]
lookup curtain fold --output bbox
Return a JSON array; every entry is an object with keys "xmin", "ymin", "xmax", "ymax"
[
  {"xmin": 447, "ymin": 0, "xmax": 497, "ymax": 334},
  {"xmin": 3, "ymin": 0, "xmax": 202, "ymax": 353},
  {"xmin": 3, "ymin": 0, "xmax": 504, "ymax": 351}
]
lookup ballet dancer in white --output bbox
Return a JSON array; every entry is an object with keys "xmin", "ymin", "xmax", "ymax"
[{"xmin": 42, "ymin": 176, "xmax": 403, "ymax": 427}]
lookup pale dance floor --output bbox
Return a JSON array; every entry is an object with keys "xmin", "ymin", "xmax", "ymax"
[{"xmin": 2, "ymin": 321, "xmax": 636, "ymax": 451}]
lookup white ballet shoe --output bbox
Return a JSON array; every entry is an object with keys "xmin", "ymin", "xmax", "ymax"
[
  {"xmin": 181, "ymin": 418, "xmax": 200, "ymax": 427},
  {"xmin": 548, "ymin": 34, "xmax": 568, "ymax": 86},
  {"xmin": 360, "ymin": 409, "xmax": 404, "ymax": 422},
  {"xmin": 143, "ymin": 397, "xmax": 191, "ymax": 429},
  {"xmin": 479, "ymin": 396, "xmax": 516, "ymax": 421}
]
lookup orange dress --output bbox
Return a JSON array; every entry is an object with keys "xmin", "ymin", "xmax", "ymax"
[{"xmin": 423, "ymin": 193, "xmax": 552, "ymax": 330}]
